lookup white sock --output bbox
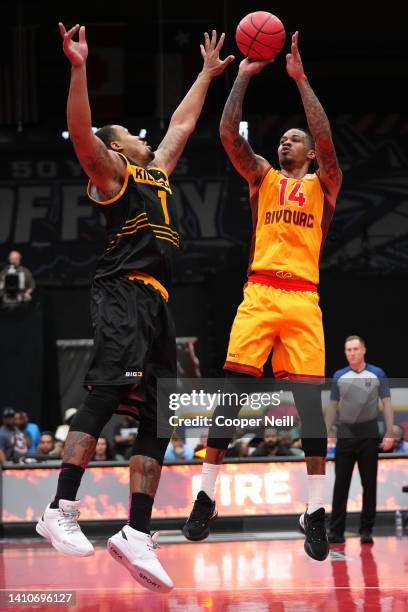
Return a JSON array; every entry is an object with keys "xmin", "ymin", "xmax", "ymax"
[
  {"xmin": 200, "ymin": 463, "xmax": 220, "ymax": 500},
  {"xmin": 307, "ymin": 475, "xmax": 326, "ymax": 514}
]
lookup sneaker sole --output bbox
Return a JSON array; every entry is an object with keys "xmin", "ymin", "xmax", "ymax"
[
  {"xmin": 182, "ymin": 510, "xmax": 218, "ymax": 542},
  {"xmin": 107, "ymin": 538, "xmax": 173, "ymax": 594},
  {"xmin": 303, "ymin": 540, "xmax": 329, "ymax": 561},
  {"xmin": 35, "ymin": 521, "xmax": 94, "ymax": 557}
]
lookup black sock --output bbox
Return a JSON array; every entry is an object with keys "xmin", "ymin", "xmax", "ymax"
[
  {"xmin": 128, "ymin": 492, "xmax": 154, "ymax": 534},
  {"xmin": 50, "ymin": 463, "xmax": 85, "ymax": 508}
]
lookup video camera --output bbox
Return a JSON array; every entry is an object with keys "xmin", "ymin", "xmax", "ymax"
[{"xmin": 1, "ymin": 265, "xmax": 26, "ymax": 306}]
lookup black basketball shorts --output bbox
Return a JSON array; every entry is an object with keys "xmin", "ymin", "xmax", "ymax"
[{"xmin": 84, "ymin": 276, "xmax": 176, "ymax": 425}]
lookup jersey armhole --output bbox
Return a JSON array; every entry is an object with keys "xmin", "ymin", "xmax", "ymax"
[
  {"xmin": 146, "ymin": 165, "xmax": 170, "ymax": 180},
  {"xmin": 316, "ymin": 169, "xmax": 337, "ymax": 210},
  {"xmin": 249, "ymin": 164, "xmax": 273, "ymax": 201},
  {"xmin": 86, "ymin": 152, "xmax": 130, "ymax": 205}
]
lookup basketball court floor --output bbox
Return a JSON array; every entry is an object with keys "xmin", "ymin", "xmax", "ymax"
[{"xmin": 1, "ymin": 531, "xmax": 407, "ymax": 611}]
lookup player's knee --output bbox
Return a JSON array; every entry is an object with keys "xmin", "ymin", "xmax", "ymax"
[
  {"xmin": 131, "ymin": 420, "xmax": 169, "ymax": 465},
  {"xmin": 292, "ymin": 383, "xmax": 326, "ymax": 438},
  {"xmin": 209, "ymin": 370, "xmax": 253, "ymax": 436}
]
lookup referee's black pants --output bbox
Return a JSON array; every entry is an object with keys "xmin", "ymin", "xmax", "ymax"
[{"xmin": 329, "ymin": 435, "xmax": 379, "ymax": 536}]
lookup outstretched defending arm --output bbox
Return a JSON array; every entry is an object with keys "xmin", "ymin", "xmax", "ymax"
[
  {"xmin": 286, "ymin": 31, "xmax": 342, "ymax": 205},
  {"xmin": 58, "ymin": 23, "xmax": 124, "ymax": 199},
  {"xmin": 219, "ymin": 58, "xmax": 272, "ymax": 195},
  {"xmin": 153, "ymin": 31, "xmax": 234, "ymax": 176}
]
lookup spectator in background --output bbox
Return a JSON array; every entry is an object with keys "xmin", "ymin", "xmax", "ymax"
[
  {"xmin": 0, "ymin": 407, "xmax": 27, "ymax": 462},
  {"xmin": 252, "ymin": 428, "xmax": 292, "ymax": 457},
  {"xmin": 225, "ymin": 439, "xmax": 249, "ymax": 458},
  {"xmin": 113, "ymin": 416, "xmax": 139, "ymax": 459},
  {"xmin": 53, "ymin": 440, "xmax": 65, "ymax": 458},
  {"xmin": 15, "ymin": 411, "xmax": 41, "ymax": 455},
  {"xmin": 37, "ymin": 431, "xmax": 57, "ymax": 457},
  {"xmin": 325, "ymin": 335, "xmax": 394, "ymax": 545},
  {"xmin": 289, "ymin": 428, "xmax": 305, "ymax": 457},
  {"xmin": 164, "ymin": 435, "xmax": 194, "ymax": 462},
  {"xmin": 55, "ymin": 408, "xmax": 78, "ymax": 443},
  {"xmin": 91, "ymin": 436, "xmax": 115, "ymax": 462},
  {"xmin": 279, "ymin": 430, "xmax": 299, "ymax": 456},
  {"xmin": 0, "ymin": 250, "xmax": 35, "ymax": 306},
  {"xmin": 391, "ymin": 425, "xmax": 408, "ymax": 453}
]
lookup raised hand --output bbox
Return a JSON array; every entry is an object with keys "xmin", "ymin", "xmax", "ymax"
[
  {"xmin": 200, "ymin": 30, "xmax": 235, "ymax": 77},
  {"xmin": 58, "ymin": 22, "xmax": 88, "ymax": 67},
  {"xmin": 286, "ymin": 31, "xmax": 305, "ymax": 81},
  {"xmin": 238, "ymin": 56, "xmax": 274, "ymax": 77}
]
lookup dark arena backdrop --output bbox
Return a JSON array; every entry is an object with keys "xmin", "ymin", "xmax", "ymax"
[{"xmin": 0, "ymin": 1, "xmax": 407, "ymax": 425}]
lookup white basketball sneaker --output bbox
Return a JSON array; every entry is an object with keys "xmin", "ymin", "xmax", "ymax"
[
  {"xmin": 108, "ymin": 525, "xmax": 173, "ymax": 593},
  {"xmin": 36, "ymin": 499, "xmax": 94, "ymax": 557}
]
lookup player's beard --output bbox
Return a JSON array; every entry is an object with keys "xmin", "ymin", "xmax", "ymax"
[{"xmin": 279, "ymin": 152, "xmax": 295, "ymax": 170}]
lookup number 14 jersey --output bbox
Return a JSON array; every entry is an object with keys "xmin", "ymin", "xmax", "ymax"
[{"xmin": 249, "ymin": 166, "xmax": 335, "ymax": 286}]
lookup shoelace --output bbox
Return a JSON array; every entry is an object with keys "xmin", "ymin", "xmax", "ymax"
[
  {"xmin": 146, "ymin": 532, "xmax": 160, "ymax": 553},
  {"xmin": 57, "ymin": 509, "xmax": 81, "ymax": 534}
]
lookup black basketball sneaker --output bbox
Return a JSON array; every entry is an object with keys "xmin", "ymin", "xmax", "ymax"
[
  {"xmin": 299, "ymin": 507, "xmax": 330, "ymax": 561},
  {"xmin": 182, "ymin": 491, "xmax": 218, "ymax": 541}
]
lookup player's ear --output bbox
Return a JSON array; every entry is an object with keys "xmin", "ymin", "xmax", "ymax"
[
  {"xmin": 110, "ymin": 140, "xmax": 123, "ymax": 152},
  {"xmin": 307, "ymin": 149, "xmax": 316, "ymax": 161}
]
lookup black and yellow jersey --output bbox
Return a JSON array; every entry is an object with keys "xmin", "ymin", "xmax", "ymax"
[{"xmin": 87, "ymin": 153, "xmax": 179, "ymax": 292}]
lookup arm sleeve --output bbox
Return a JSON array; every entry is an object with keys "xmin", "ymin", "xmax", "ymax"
[{"xmin": 378, "ymin": 369, "xmax": 391, "ymax": 399}]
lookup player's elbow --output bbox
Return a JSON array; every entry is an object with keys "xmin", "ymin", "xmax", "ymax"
[
  {"xmin": 181, "ymin": 121, "xmax": 196, "ymax": 136},
  {"xmin": 169, "ymin": 116, "xmax": 195, "ymax": 137},
  {"xmin": 68, "ymin": 128, "xmax": 94, "ymax": 151},
  {"xmin": 219, "ymin": 125, "xmax": 234, "ymax": 146}
]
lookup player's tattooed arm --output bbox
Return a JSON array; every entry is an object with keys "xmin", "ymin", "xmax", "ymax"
[
  {"xmin": 286, "ymin": 31, "xmax": 342, "ymax": 205},
  {"xmin": 220, "ymin": 66, "xmax": 270, "ymax": 193},
  {"xmin": 296, "ymin": 79, "xmax": 342, "ymax": 202},
  {"xmin": 59, "ymin": 22, "xmax": 124, "ymax": 197},
  {"xmin": 129, "ymin": 455, "xmax": 162, "ymax": 497}
]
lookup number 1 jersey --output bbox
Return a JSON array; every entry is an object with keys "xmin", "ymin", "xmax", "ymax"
[{"xmin": 87, "ymin": 154, "xmax": 179, "ymax": 289}]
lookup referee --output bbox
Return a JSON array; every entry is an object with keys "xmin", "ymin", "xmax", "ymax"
[{"xmin": 325, "ymin": 335, "xmax": 394, "ymax": 544}]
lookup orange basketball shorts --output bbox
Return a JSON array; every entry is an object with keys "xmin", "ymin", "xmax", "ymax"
[{"xmin": 224, "ymin": 282, "xmax": 325, "ymax": 378}]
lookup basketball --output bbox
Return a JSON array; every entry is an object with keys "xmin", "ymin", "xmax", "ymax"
[{"xmin": 235, "ymin": 11, "xmax": 286, "ymax": 61}]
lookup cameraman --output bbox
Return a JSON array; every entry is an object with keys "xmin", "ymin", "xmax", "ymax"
[{"xmin": 0, "ymin": 250, "xmax": 35, "ymax": 305}]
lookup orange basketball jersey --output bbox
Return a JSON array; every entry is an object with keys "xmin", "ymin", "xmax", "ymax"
[{"xmin": 249, "ymin": 167, "xmax": 334, "ymax": 286}]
